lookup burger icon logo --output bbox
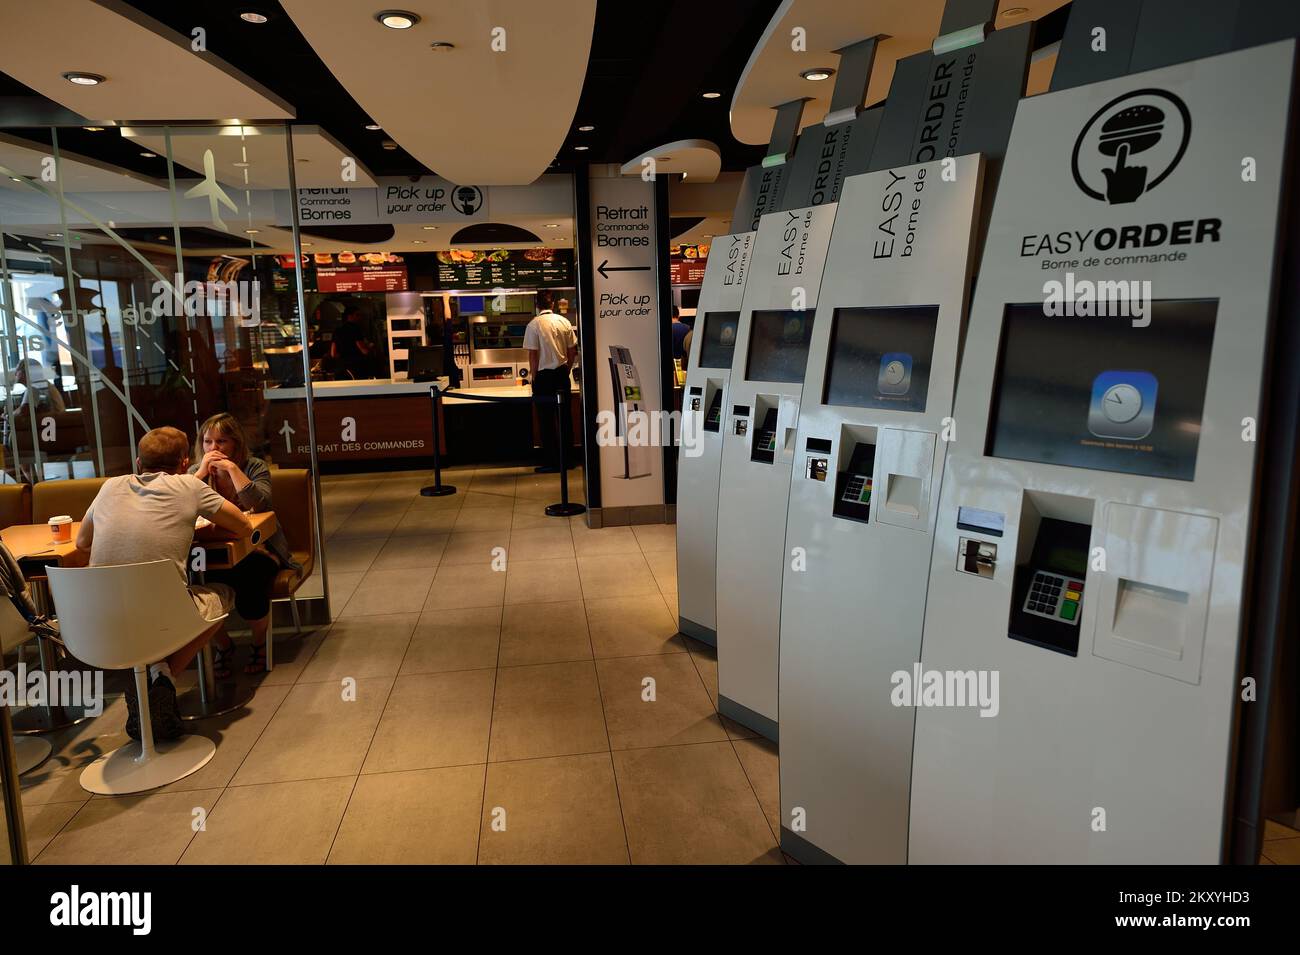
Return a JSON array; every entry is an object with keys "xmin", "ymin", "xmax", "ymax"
[
  {"xmin": 1071, "ymin": 89, "xmax": 1191, "ymax": 204},
  {"xmin": 451, "ymin": 185, "xmax": 484, "ymax": 216}
]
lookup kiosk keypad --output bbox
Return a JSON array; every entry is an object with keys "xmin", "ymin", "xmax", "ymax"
[
  {"xmin": 841, "ymin": 474, "xmax": 872, "ymax": 505},
  {"xmin": 1023, "ymin": 571, "xmax": 1084, "ymax": 626}
]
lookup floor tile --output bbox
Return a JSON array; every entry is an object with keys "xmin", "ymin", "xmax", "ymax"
[
  {"xmin": 231, "ymin": 678, "xmax": 392, "ymax": 786},
  {"xmin": 577, "ymin": 553, "xmax": 661, "ymax": 599},
  {"xmin": 453, "ymin": 505, "xmax": 514, "ymax": 533},
  {"xmin": 425, "ymin": 561, "xmax": 507, "ymax": 610},
  {"xmin": 479, "ymin": 753, "xmax": 628, "ymax": 865},
  {"xmin": 403, "ymin": 606, "xmax": 502, "ymax": 674},
  {"xmin": 684, "ymin": 637, "xmax": 719, "ymax": 706},
  {"xmin": 338, "ymin": 567, "xmax": 436, "ymax": 617},
  {"xmin": 440, "ymin": 530, "xmax": 510, "ymax": 567},
  {"xmin": 508, "ymin": 525, "xmax": 575, "ymax": 561},
  {"xmin": 505, "ymin": 557, "xmax": 582, "ymax": 605},
  {"xmin": 498, "ymin": 600, "xmax": 592, "ymax": 667},
  {"xmin": 332, "ymin": 502, "xmax": 408, "ymax": 539},
  {"xmin": 390, "ymin": 506, "xmax": 461, "ymax": 537},
  {"xmin": 324, "ymin": 536, "xmax": 388, "ymax": 575},
  {"xmin": 36, "ymin": 789, "xmax": 222, "ymax": 865},
  {"xmin": 22, "ymin": 800, "xmax": 83, "ymax": 860},
  {"xmin": 571, "ymin": 523, "xmax": 640, "ymax": 557},
  {"xmin": 613, "ymin": 742, "xmax": 779, "ymax": 865},
  {"xmin": 1262, "ymin": 838, "xmax": 1300, "ymax": 864},
  {"xmin": 363, "ymin": 669, "xmax": 496, "ymax": 773},
  {"xmin": 371, "ymin": 533, "xmax": 447, "ymax": 571},
  {"xmin": 643, "ymin": 548, "xmax": 678, "ymax": 594},
  {"xmin": 299, "ymin": 613, "xmax": 418, "ymax": 682},
  {"xmin": 595, "ymin": 653, "xmax": 727, "ymax": 751},
  {"xmin": 19, "ymin": 696, "xmax": 130, "ymax": 806},
  {"xmin": 326, "ymin": 571, "xmax": 363, "ymax": 614},
  {"xmin": 733, "ymin": 736, "xmax": 781, "ymax": 840},
  {"xmin": 585, "ymin": 594, "xmax": 685, "ymax": 658},
  {"xmin": 329, "ymin": 766, "xmax": 485, "ymax": 864},
  {"xmin": 632, "ymin": 523, "xmax": 677, "ymax": 552},
  {"xmin": 489, "ymin": 661, "xmax": 608, "ymax": 762},
  {"xmin": 180, "ymin": 777, "xmax": 354, "ymax": 865}
]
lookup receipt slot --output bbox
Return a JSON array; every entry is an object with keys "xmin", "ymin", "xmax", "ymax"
[
  {"xmin": 777, "ymin": 156, "xmax": 985, "ymax": 865},
  {"xmin": 908, "ymin": 42, "xmax": 1298, "ymax": 864},
  {"xmin": 676, "ymin": 235, "xmax": 754, "ymax": 645}
]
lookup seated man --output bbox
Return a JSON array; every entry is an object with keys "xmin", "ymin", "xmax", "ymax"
[{"xmin": 76, "ymin": 426, "xmax": 251, "ymax": 740}]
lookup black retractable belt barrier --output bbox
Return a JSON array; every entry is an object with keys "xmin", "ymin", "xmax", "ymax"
[
  {"xmin": 546, "ymin": 392, "xmax": 586, "ymax": 517},
  {"xmin": 420, "ymin": 383, "xmax": 457, "ymax": 497},
  {"xmin": 422, "ymin": 387, "xmax": 586, "ymax": 517}
]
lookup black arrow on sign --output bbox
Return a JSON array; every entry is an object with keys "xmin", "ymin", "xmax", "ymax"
[{"xmin": 597, "ymin": 259, "xmax": 651, "ymax": 280}]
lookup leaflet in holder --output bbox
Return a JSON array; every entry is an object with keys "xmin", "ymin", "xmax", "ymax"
[{"xmin": 986, "ymin": 300, "xmax": 1217, "ymax": 481}]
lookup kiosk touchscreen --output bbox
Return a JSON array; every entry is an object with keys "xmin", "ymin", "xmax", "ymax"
[
  {"xmin": 777, "ymin": 156, "xmax": 985, "ymax": 865},
  {"xmin": 676, "ymin": 235, "xmax": 755, "ymax": 644},
  {"xmin": 908, "ymin": 41, "xmax": 1297, "ymax": 864},
  {"xmin": 607, "ymin": 345, "xmax": 653, "ymax": 479}
]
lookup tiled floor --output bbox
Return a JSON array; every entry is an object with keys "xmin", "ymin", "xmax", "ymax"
[{"xmin": 16, "ymin": 464, "xmax": 783, "ymax": 865}]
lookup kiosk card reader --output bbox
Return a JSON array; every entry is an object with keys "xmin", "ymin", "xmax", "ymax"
[
  {"xmin": 776, "ymin": 156, "xmax": 985, "ymax": 865},
  {"xmin": 907, "ymin": 40, "xmax": 1297, "ymax": 864},
  {"xmin": 676, "ymin": 237, "xmax": 755, "ymax": 645}
]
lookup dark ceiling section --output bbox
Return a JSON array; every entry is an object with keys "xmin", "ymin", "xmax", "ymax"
[
  {"xmin": 450, "ymin": 223, "xmax": 541, "ymax": 244},
  {"xmin": 120, "ymin": 0, "xmax": 426, "ymax": 176},
  {"xmin": 560, "ymin": 0, "xmax": 782, "ymax": 172},
  {"xmin": 298, "ymin": 223, "xmax": 396, "ymax": 243},
  {"xmin": 2, "ymin": 0, "xmax": 783, "ymax": 178}
]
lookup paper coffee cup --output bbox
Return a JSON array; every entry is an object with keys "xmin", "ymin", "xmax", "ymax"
[{"xmin": 49, "ymin": 515, "xmax": 72, "ymax": 544}]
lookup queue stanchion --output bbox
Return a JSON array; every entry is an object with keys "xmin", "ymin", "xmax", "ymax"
[
  {"xmin": 546, "ymin": 392, "xmax": 585, "ymax": 517},
  {"xmin": 420, "ymin": 382, "xmax": 457, "ymax": 497}
]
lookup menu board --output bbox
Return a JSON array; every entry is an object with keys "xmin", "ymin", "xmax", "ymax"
[
  {"xmin": 436, "ymin": 248, "xmax": 573, "ymax": 289},
  {"xmin": 316, "ymin": 264, "xmax": 409, "ymax": 292},
  {"xmin": 669, "ymin": 243, "xmax": 709, "ymax": 285}
]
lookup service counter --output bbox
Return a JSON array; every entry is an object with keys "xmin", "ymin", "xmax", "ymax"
[{"xmin": 265, "ymin": 377, "xmax": 580, "ymax": 467}]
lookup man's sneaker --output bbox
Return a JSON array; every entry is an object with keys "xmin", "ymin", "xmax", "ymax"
[{"xmin": 148, "ymin": 675, "xmax": 184, "ymax": 740}]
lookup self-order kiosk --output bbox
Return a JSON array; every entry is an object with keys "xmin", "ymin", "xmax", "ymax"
[
  {"xmin": 777, "ymin": 156, "xmax": 985, "ymax": 864},
  {"xmin": 908, "ymin": 40, "xmax": 1297, "ymax": 864},
  {"xmin": 713, "ymin": 107, "xmax": 882, "ymax": 737}
]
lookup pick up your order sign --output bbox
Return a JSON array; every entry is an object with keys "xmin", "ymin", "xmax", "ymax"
[
  {"xmin": 289, "ymin": 176, "xmax": 489, "ymax": 224},
  {"xmin": 588, "ymin": 175, "xmax": 665, "ymax": 509}
]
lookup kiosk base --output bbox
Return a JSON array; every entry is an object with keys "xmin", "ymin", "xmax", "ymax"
[
  {"xmin": 677, "ymin": 616, "xmax": 715, "ymax": 646},
  {"xmin": 780, "ymin": 827, "xmax": 844, "ymax": 866},
  {"xmin": 718, "ymin": 694, "xmax": 778, "ymax": 742}
]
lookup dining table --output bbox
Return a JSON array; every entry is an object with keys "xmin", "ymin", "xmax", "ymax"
[{"xmin": 1, "ymin": 510, "xmax": 278, "ymax": 726}]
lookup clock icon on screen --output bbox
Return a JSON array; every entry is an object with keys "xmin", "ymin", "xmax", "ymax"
[
  {"xmin": 878, "ymin": 352, "xmax": 912, "ymax": 396},
  {"xmin": 1088, "ymin": 371, "xmax": 1158, "ymax": 441},
  {"xmin": 1101, "ymin": 383, "xmax": 1142, "ymax": 423}
]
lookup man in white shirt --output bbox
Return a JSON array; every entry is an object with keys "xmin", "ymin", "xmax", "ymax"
[{"xmin": 524, "ymin": 290, "xmax": 578, "ymax": 473}]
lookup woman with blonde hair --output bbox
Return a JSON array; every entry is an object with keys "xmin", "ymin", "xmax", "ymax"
[{"xmin": 189, "ymin": 413, "xmax": 299, "ymax": 674}]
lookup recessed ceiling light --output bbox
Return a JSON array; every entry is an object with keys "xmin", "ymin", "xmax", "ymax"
[
  {"xmin": 800, "ymin": 67, "xmax": 835, "ymax": 81},
  {"xmin": 422, "ymin": 226, "xmax": 438, "ymax": 230},
  {"xmin": 10, "ymin": 177, "xmax": 22, "ymax": 182},
  {"xmin": 702, "ymin": 234, "xmax": 713, "ymax": 239},
  {"xmin": 375, "ymin": 10, "xmax": 419, "ymax": 29},
  {"xmin": 140, "ymin": 152, "xmax": 157, "ymax": 158},
  {"xmin": 574, "ymin": 145, "xmax": 589, "ymax": 151},
  {"xmin": 233, "ymin": 161, "xmax": 250, "ymax": 168},
  {"xmin": 83, "ymin": 126, "xmax": 105, "ymax": 132},
  {"xmin": 655, "ymin": 156, "xmax": 671, "ymax": 162},
  {"xmin": 545, "ymin": 223, "xmax": 560, "ymax": 228},
  {"xmin": 157, "ymin": 235, "xmax": 168, "ymax": 241},
  {"xmin": 63, "ymin": 72, "xmax": 105, "ymax": 86},
  {"xmin": 1002, "ymin": 6, "xmax": 1029, "ymax": 16},
  {"xmin": 48, "ymin": 233, "xmax": 63, "ymax": 238},
  {"xmin": 429, "ymin": 41, "xmax": 455, "ymax": 52},
  {"xmin": 245, "ymin": 229, "xmax": 260, "ymax": 235},
  {"xmin": 577, "ymin": 125, "xmax": 595, "ymax": 132},
  {"xmin": 412, "ymin": 239, "xmax": 425, "ymax": 244},
  {"xmin": 296, "ymin": 158, "xmax": 310, "ymax": 163},
  {"xmin": 365, "ymin": 124, "xmax": 382, "ymax": 131},
  {"xmin": 381, "ymin": 140, "xmax": 398, "ymax": 151},
  {"xmin": 239, "ymin": 10, "xmax": 269, "ymax": 23},
  {"xmin": 301, "ymin": 241, "xmax": 313, "ymax": 246},
  {"xmin": 701, "ymin": 91, "xmax": 722, "ymax": 99}
]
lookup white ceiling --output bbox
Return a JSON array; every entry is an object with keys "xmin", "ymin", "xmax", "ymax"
[
  {"xmin": 620, "ymin": 140, "xmax": 722, "ymax": 183},
  {"xmin": 0, "ymin": 0, "xmax": 294, "ymax": 122},
  {"xmin": 731, "ymin": 0, "xmax": 1069, "ymax": 145},
  {"xmin": 119, "ymin": 125, "xmax": 376, "ymax": 189},
  {"xmin": 281, "ymin": 0, "xmax": 596, "ymax": 185},
  {"xmin": 0, "ymin": 133, "xmax": 165, "ymax": 192}
]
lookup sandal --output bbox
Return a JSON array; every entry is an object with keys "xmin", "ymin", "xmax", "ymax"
[
  {"xmin": 213, "ymin": 640, "xmax": 237, "ymax": 680},
  {"xmin": 244, "ymin": 641, "xmax": 268, "ymax": 675}
]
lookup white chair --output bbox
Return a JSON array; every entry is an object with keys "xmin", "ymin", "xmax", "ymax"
[
  {"xmin": 0, "ymin": 601, "xmax": 51, "ymax": 775},
  {"xmin": 46, "ymin": 561, "xmax": 220, "ymax": 795}
]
